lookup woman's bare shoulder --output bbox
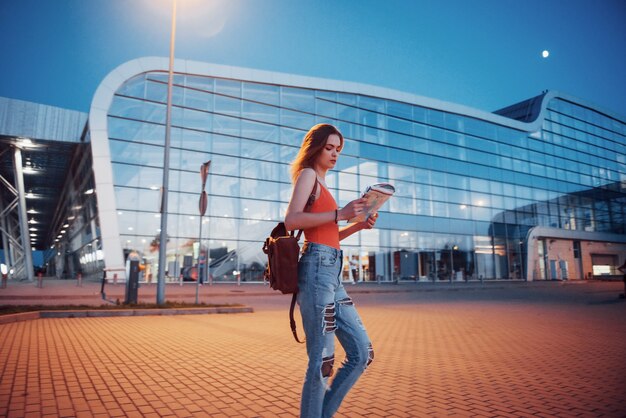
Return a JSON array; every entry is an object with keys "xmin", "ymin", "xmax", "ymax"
[
  {"xmin": 296, "ymin": 168, "xmax": 316, "ymax": 185},
  {"xmin": 299, "ymin": 167, "xmax": 316, "ymax": 178}
]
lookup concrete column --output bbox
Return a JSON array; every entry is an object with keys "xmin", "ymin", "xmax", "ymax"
[
  {"xmin": 0, "ymin": 194, "xmax": 13, "ymax": 269},
  {"xmin": 13, "ymin": 147, "xmax": 34, "ymax": 282}
]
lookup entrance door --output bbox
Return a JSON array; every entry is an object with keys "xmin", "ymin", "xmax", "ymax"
[{"xmin": 591, "ymin": 254, "xmax": 618, "ymax": 278}]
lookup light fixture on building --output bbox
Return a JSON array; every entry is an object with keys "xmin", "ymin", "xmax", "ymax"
[
  {"xmin": 18, "ymin": 137, "xmax": 35, "ymax": 148},
  {"xmin": 84, "ymin": 189, "xmax": 94, "ymax": 195}
]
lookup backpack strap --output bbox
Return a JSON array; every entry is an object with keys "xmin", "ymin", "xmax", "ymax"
[
  {"xmin": 289, "ymin": 293, "xmax": 305, "ymax": 343},
  {"xmin": 290, "ymin": 178, "xmax": 318, "ymax": 344},
  {"xmin": 294, "ymin": 179, "xmax": 318, "ymax": 241}
]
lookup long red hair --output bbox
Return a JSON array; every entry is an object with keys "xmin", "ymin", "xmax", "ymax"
[{"xmin": 290, "ymin": 124, "xmax": 344, "ymax": 183}]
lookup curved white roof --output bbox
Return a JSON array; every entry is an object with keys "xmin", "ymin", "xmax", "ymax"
[{"xmin": 90, "ymin": 57, "xmax": 624, "ymax": 139}]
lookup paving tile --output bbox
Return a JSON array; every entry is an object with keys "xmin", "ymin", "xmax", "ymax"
[{"xmin": 1, "ymin": 281, "xmax": 625, "ymax": 416}]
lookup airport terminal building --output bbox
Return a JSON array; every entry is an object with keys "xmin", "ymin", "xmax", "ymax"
[{"xmin": 1, "ymin": 57, "xmax": 625, "ymax": 283}]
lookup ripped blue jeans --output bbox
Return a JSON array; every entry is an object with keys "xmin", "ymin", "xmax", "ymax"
[{"xmin": 297, "ymin": 242, "xmax": 374, "ymax": 418}]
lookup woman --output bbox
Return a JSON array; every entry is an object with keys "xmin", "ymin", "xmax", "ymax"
[{"xmin": 285, "ymin": 123, "xmax": 377, "ymax": 418}]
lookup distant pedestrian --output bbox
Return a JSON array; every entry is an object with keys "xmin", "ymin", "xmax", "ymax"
[{"xmin": 285, "ymin": 124, "xmax": 377, "ymax": 418}]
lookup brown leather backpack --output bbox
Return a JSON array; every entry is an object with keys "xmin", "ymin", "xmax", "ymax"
[{"xmin": 262, "ymin": 180, "xmax": 318, "ymax": 342}]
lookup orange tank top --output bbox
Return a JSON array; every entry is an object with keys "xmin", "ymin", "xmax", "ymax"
[{"xmin": 304, "ymin": 183, "xmax": 340, "ymax": 250}]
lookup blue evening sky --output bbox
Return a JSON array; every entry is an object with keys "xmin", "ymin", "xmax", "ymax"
[{"xmin": 1, "ymin": 0, "xmax": 625, "ymax": 118}]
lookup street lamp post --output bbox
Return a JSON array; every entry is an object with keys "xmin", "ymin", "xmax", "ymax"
[
  {"xmin": 196, "ymin": 161, "xmax": 211, "ymax": 304},
  {"xmin": 156, "ymin": 0, "xmax": 177, "ymax": 305}
]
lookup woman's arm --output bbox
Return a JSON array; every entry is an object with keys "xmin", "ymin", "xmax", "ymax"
[
  {"xmin": 339, "ymin": 213, "xmax": 378, "ymax": 241},
  {"xmin": 284, "ymin": 168, "xmax": 367, "ymax": 232},
  {"xmin": 284, "ymin": 169, "xmax": 333, "ymax": 231}
]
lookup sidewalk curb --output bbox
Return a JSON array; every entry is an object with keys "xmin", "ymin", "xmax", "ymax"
[{"xmin": 0, "ymin": 306, "xmax": 254, "ymax": 325}]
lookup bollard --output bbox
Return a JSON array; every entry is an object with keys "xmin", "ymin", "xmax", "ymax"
[
  {"xmin": 113, "ymin": 273, "xmax": 118, "ymax": 285},
  {"xmin": 180, "ymin": 273, "xmax": 184, "ymax": 286},
  {"xmin": 77, "ymin": 273, "xmax": 82, "ymax": 287},
  {"xmin": 37, "ymin": 272, "xmax": 43, "ymax": 288},
  {"xmin": 1, "ymin": 274, "xmax": 7, "ymax": 289}
]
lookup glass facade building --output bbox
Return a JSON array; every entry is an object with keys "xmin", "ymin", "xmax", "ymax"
[{"xmin": 85, "ymin": 57, "xmax": 625, "ymax": 284}]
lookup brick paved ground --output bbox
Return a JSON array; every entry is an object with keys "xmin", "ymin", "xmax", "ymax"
[{"xmin": 1, "ymin": 281, "xmax": 625, "ymax": 417}]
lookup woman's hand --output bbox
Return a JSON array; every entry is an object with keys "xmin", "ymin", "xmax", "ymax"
[
  {"xmin": 338, "ymin": 198, "xmax": 367, "ymax": 221},
  {"xmin": 361, "ymin": 212, "xmax": 378, "ymax": 230}
]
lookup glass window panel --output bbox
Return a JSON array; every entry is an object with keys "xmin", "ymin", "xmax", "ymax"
[
  {"xmin": 449, "ymin": 203, "xmax": 471, "ymax": 219},
  {"xmin": 428, "ymin": 109, "xmax": 445, "ymax": 128},
  {"xmin": 281, "ymin": 108, "xmax": 315, "ymax": 130},
  {"xmin": 360, "ymin": 142, "xmax": 388, "ymax": 162},
  {"xmin": 114, "ymin": 164, "xmax": 164, "ymax": 190},
  {"xmin": 357, "ymin": 160, "xmax": 378, "ymax": 177},
  {"xmin": 211, "ymin": 133, "xmax": 240, "ymax": 157},
  {"xmin": 108, "ymin": 117, "xmax": 165, "ymax": 144},
  {"xmin": 215, "ymin": 94, "xmax": 241, "ymax": 117},
  {"xmin": 337, "ymin": 103, "xmax": 358, "ymax": 123},
  {"xmin": 389, "ymin": 147, "xmax": 415, "ymax": 167},
  {"xmin": 315, "ymin": 97, "xmax": 337, "ymax": 119},
  {"xmin": 115, "ymin": 187, "xmax": 160, "ymax": 212},
  {"xmin": 142, "ymin": 79, "xmax": 167, "ymax": 103},
  {"xmin": 388, "ymin": 165, "xmax": 413, "ymax": 182},
  {"xmin": 242, "ymin": 82, "xmax": 279, "ymax": 106},
  {"xmin": 182, "ymin": 107, "xmax": 211, "ymax": 131},
  {"xmin": 211, "ymin": 174, "xmax": 240, "ymax": 197},
  {"xmin": 209, "ymin": 196, "xmax": 238, "ymax": 218},
  {"xmin": 338, "ymin": 171, "xmax": 359, "ymax": 193},
  {"xmin": 388, "ymin": 116, "xmax": 412, "ymax": 136},
  {"xmin": 240, "ymin": 138, "xmax": 277, "ymax": 161},
  {"xmin": 183, "ymin": 87, "xmax": 213, "ymax": 112},
  {"xmin": 215, "ymin": 79, "xmax": 241, "ymax": 97},
  {"xmin": 209, "ymin": 217, "xmax": 237, "ymax": 241},
  {"xmin": 213, "ymin": 114, "xmax": 240, "ymax": 136},
  {"xmin": 471, "ymin": 205, "xmax": 492, "ymax": 221},
  {"xmin": 279, "ymin": 127, "xmax": 305, "ymax": 146},
  {"xmin": 178, "ymin": 128, "xmax": 211, "ymax": 152},
  {"xmin": 470, "ymin": 178, "xmax": 489, "ymax": 193},
  {"xmin": 282, "ymin": 87, "xmax": 315, "ymax": 113},
  {"xmin": 240, "ymin": 199, "xmax": 276, "ymax": 221},
  {"xmin": 109, "ymin": 96, "xmax": 166, "ymax": 123},
  {"xmin": 110, "ymin": 139, "xmax": 164, "ymax": 167},
  {"xmin": 431, "ymin": 185, "xmax": 447, "ymax": 201},
  {"xmin": 448, "ymin": 188, "xmax": 470, "ymax": 205},
  {"xmin": 116, "ymin": 74, "xmax": 147, "ymax": 98},
  {"xmin": 170, "ymin": 148, "xmax": 212, "ymax": 171},
  {"xmin": 242, "ymin": 101, "xmax": 279, "ymax": 125},
  {"xmin": 389, "ymin": 195, "xmax": 414, "ymax": 214},
  {"xmin": 412, "ymin": 106, "xmax": 427, "ymax": 123},
  {"xmin": 415, "ymin": 199, "xmax": 432, "ymax": 216},
  {"xmin": 170, "ymin": 170, "xmax": 202, "ymax": 194},
  {"xmin": 387, "ymin": 100, "xmax": 412, "ymax": 119},
  {"xmin": 240, "ymin": 178, "xmax": 280, "ymax": 201},
  {"xmin": 185, "ymin": 75, "xmax": 214, "ymax": 91},
  {"xmin": 210, "ymin": 154, "xmax": 240, "ymax": 177},
  {"xmin": 389, "ymin": 179, "xmax": 414, "ymax": 199},
  {"xmin": 240, "ymin": 158, "xmax": 273, "ymax": 182}
]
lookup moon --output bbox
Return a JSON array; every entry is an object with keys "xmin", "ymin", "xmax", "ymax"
[{"xmin": 542, "ymin": 50, "xmax": 550, "ymax": 58}]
